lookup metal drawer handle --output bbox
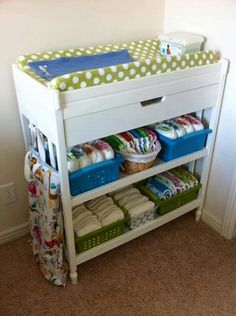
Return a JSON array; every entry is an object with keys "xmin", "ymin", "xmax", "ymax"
[{"xmin": 140, "ymin": 96, "xmax": 166, "ymax": 107}]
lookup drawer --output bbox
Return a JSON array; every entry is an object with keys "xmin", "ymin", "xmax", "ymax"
[{"xmin": 64, "ymin": 84, "xmax": 219, "ymax": 147}]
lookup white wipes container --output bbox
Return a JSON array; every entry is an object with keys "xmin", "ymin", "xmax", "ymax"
[{"xmin": 159, "ymin": 32, "xmax": 205, "ymax": 56}]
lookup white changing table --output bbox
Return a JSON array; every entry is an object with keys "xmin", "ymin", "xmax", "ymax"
[{"xmin": 12, "ymin": 58, "xmax": 228, "ymax": 284}]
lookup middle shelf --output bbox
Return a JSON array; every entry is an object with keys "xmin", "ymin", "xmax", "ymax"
[{"xmin": 71, "ymin": 148, "xmax": 207, "ymax": 206}]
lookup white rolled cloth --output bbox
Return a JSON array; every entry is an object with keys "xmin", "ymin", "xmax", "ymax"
[
  {"xmin": 118, "ymin": 192, "xmax": 143, "ymax": 207},
  {"xmin": 73, "ymin": 214, "xmax": 98, "ymax": 231},
  {"xmin": 124, "ymin": 195, "xmax": 149, "ymax": 210},
  {"xmin": 92, "ymin": 201, "xmax": 116, "ymax": 214},
  {"xmin": 85, "ymin": 195, "xmax": 108, "ymax": 209},
  {"xmin": 88, "ymin": 197, "xmax": 114, "ymax": 211},
  {"xmin": 113, "ymin": 187, "xmax": 140, "ymax": 201},
  {"xmin": 108, "ymin": 185, "xmax": 133, "ymax": 197},
  {"xmin": 75, "ymin": 220, "xmax": 102, "ymax": 237},
  {"xmin": 96, "ymin": 205, "xmax": 121, "ymax": 220},
  {"xmin": 128, "ymin": 200, "xmax": 156, "ymax": 220},
  {"xmin": 101, "ymin": 209, "xmax": 124, "ymax": 226},
  {"xmin": 73, "ymin": 210, "xmax": 93, "ymax": 225},
  {"xmin": 72, "ymin": 204, "xmax": 89, "ymax": 218},
  {"xmin": 77, "ymin": 154, "xmax": 92, "ymax": 169}
]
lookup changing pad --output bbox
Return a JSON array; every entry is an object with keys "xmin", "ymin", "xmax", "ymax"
[{"xmin": 17, "ymin": 39, "xmax": 218, "ymax": 92}]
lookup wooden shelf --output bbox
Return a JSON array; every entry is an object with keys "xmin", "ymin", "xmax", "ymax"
[{"xmin": 71, "ymin": 149, "xmax": 207, "ymax": 207}]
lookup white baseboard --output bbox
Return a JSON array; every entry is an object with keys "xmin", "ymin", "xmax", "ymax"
[
  {"xmin": 0, "ymin": 222, "xmax": 29, "ymax": 245},
  {"xmin": 201, "ymin": 209, "xmax": 222, "ymax": 234}
]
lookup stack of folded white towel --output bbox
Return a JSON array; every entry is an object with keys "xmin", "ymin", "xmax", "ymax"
[
  {"xmin": 73, "ymin": 196, "xmax": 124, "ymax": 237},
  {"xmin": 85, "ymin": 196, "xmax": 124, "ymax": 227},
  {"xmin": 73, "ymin": 204, "xmax": 102, "ymax": 237},
  {"xmin": 110, "ymin": 186, "xmax": 156, "ymax": 221}
]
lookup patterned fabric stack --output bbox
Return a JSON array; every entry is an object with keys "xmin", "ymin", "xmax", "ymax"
[
  {"xmin": 105, "ymin": 128, "xmax": 160, "ymax": 154},
  {"xmin": 144, "ymin": 167, "xmax": 199, "ymax": 200}
]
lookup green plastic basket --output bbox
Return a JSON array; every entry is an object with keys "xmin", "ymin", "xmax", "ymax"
[
  {"xmin": 136, "ymin": 183, "xmax": 201, "ymax": 215},
  {"xmin": 74, "ymin": 214, "xmax": 127, "ymax": 253}
]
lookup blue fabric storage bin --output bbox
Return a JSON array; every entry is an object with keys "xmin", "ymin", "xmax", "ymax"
[
  {"xmin": 69, "ymin": 155, "xmax": 124, "ymax": 196},
  {"xmin": 157, "ymin": 128, "xmax": 212, "ymax": 161}
]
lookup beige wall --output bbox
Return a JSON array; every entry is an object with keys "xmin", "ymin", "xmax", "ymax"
[
  {"xmin": 0, "ymin": 0, "xmax": 165, "ymax": 233},
  {"xmin": 164, "ymin": 0, "xmax": 236, "ymax": 227}
]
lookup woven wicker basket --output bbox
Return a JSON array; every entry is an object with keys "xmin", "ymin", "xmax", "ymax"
[{"xmin": 119, "ymin": 149, "xmax": 160, "ymax": 174}]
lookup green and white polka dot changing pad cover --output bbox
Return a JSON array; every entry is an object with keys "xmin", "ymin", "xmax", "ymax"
[{"xmin": 17, "ymin": 39, "xmax": 218, "ymax": 92}]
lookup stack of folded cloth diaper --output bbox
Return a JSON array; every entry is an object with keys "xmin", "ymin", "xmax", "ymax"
[
  {"xmin": 73, "ymin": 195, "xmax": 125, "ymax": 237},
  {"xmin": 144, "ymin": 167, "xmax": 199, "ymax": 200},
  {"xmin": 155, "ymin": 114, "xmax": 204, "ymax": 139},
  {"xmin": 72, "ymin": 204, "xmax": 102, "ymax": 237},
  {"xmin": 110, "ymin": 185, "xmax": 156, "ymax": 229},
  {"xmin": 85, "ymin": 195, "xmax": 124, "ymax": 226},
  {"xmin": 105, "ymin": 128, "xmax": 161, "ymax": 155},
  {"xmin": 67, "ymin": 139, "xmax": 114, "ymax": 173}
]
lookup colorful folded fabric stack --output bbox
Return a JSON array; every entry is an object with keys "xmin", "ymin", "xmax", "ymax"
[
  {"xmin": 155, "ymin": 114, "xmax": 204, "ymax": 139},
  {"xmin": 144, "ymin": 167, "xmax": 199, "ymax": 200},
  {"xmin": 73, "ymin": 196, "xmax": 124, "ymax": 237},
  {"xmin": 67, "ymin": 139, "xmax": 114, "ymax": 173},
  {"xmin": 105, "ymin": 127, "xmax": 161, "ymax": 154}
]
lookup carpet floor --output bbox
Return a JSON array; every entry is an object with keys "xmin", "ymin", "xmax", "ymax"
[{"xmin": 0, "ymin": 212, "xmax": 235, "ymax": 316}]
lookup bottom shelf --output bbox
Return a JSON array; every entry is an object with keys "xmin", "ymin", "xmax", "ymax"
[{"xmin": 75, "ymin": 198, "xmax": 201, "ymax": 265}]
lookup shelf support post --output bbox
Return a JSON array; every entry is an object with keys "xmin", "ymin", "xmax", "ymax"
[{"xmin": 53, "ymin": 92, "xmax": 78, "ymax": 284}]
